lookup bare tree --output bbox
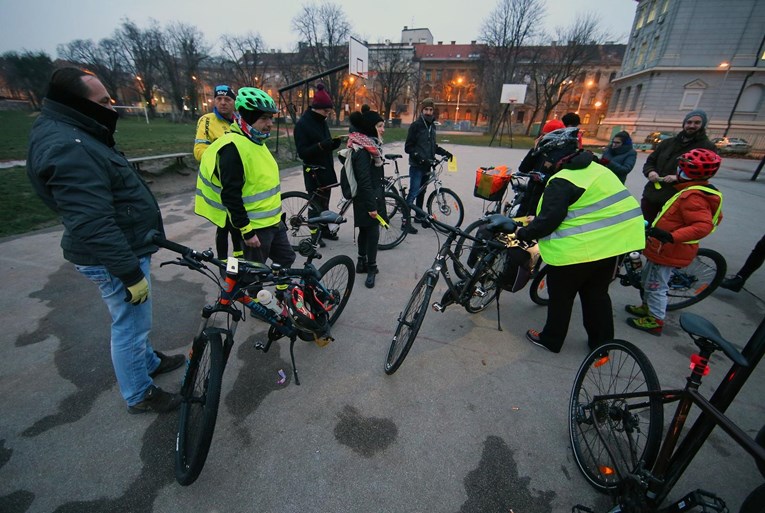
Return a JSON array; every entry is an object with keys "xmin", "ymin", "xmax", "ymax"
[
  {"xmin": 115, "ymin": 19, "xmax": 162, "ymax": 117},
  {"xmin": 0, "ymin": 51, "xmax": 53, "ymax": 109},
  {"xmin": 368, "ymin": 45, "xmax": 416, "ymax": 120},
  {"xmin": 57, "ymin": 38, "xmax": 128, "ymax": 103},
  {"xmin": 161, "ymin": 22, "xmax": 210, "ymax": 120},
  {"xmin": 219, "ymin": 33, "xmax": 267, "ymax": 87},
  {"xmin": 479, "ymin": 0, "xmax": 546, "ymax": 132},
  {"xmin": 292, "ymin": 1, "xmax": 351, "ymax": 124}
]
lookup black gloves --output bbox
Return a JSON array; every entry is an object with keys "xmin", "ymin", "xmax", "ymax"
[
  {"xmin": 443, "ymin": 150, "xmax": 454, "ymax": 161},
  {"xmin": 331, "ymin": 137, "xmax": 342, "ymax": 149},
  {"xmin": 648, "ymin": 227, "xmax": 674, "ymax": 244},
  {"xmin": 320, "ymin": 138, "xmax": 341, "ymax": 151}
]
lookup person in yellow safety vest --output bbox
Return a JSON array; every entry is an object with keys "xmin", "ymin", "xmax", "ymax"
[
  {"xmin": 626, "ymin": 148, "xmax": 723, "ymax": 336},
  {"xmin": 193, "ymin": 84, "xmax": 243, "ymax": 262},
  {"xmin": 195, "ymin": 87, "xmax": 296, "ymax": 268},
  {"xmin": 512, "ymin": 127, "xmax": 645, "ymax": 353}
]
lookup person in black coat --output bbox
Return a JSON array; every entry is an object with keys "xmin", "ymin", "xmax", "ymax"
[
  {"xmin": 294, "ymin": 83, "xmax": 344, "ymax": 239},
  {"xmin": 346, "ymin": 109, "xmax": 388, "ymax": 288}
]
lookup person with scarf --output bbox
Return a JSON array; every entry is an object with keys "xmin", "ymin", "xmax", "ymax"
[
  {"xmin": 403, "ymin": 98, "xmax": 453, "ymax": 233},
  {"xmin": 195, "ymin": 87, "xmax": 295, "ymax": 268},
  {"xmin": 599, "ymin": 131, "xmax": 637, "ymax": 183},
  {"xmin": 640, "ymin": 110, "xmax": 717, "ymax": 223},
  {"xmin": 27, "ymin": 68, "xmax": 184, "ymax": 414},
  {"xmin": 346, "ymin": 109, "xmax": 388, "ymax": 288}
]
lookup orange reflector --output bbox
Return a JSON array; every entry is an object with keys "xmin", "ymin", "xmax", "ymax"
[
  {"xmin": 695, "ymin": 284, "xmax": 709, "ymax": 294},
  {"xmin": 594, "ymin": 356, "xmax": 610, "ymax": 368},
  {"xmin": 599, "ymin": 465, "xmax": 615, "ymax": 476}
]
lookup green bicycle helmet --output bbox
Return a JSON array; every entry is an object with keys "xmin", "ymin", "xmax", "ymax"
[{"xmin": 235, "ymin": 87, "xmax": 278, "ymax": 113}]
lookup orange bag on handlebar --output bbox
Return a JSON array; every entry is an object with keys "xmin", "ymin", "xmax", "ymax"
[{"xmin": 474, "ymin": 166, "xmax": 511, "ymax": 201}]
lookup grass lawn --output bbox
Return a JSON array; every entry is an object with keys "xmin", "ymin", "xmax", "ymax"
[{"xmin": 1, "ymin": 109, "xmax": 539, "ymax": 238}]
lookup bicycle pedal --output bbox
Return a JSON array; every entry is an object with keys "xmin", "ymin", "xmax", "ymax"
[
  {"xmin": 432, "ymin": 302, "xmax": 446, "ymax": 312},
  {"xmin": 473, "ymin": 286, "xmax": 487, "ymax": 298},
  {"xmin": 254, "ymin": 342, "xmax": 267, "ymax": 350}
]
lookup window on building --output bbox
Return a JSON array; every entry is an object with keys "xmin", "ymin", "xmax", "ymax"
[
  {"xmin": 635, "ymin": 8, "xmax": 645, "ymax": 29},
  {"xmin": 648, "ymin": 36, "xmax": 660, "ymax": 62},
  {"xmin": 425, "ymin": 70, "xmax": 431, "ymax": 81},
  {"xmin": 516, "ymin": 110, "xmax": 525, "ymax": 123},
  {"xmin": 647, "ymin": 0, "xmax": 658, "ymax": 23},
  {"xmin": 594, "ymin": 71, "xmax": 601, "ymax": 84},
  {"xmin": 609, "ymin": 72, "xmax": 617, "ymax": 82},
  {"xmin": 622, "ymin": 86, "xmax": 632, "ymax": 111},
  {"xmin": 737, "ymin": 84, "xmax": 764, "ymax": 112},
  {"xmin": 597, "ymin": 114, "xmax": 605, "ymax": 125},
  {"xmin": 661, "ymin": 0, "xmax": 670, "ymax": 14},
  {"xmin": 611, "ymin": 89, "xmax": 621, "ymax": 112},
  {"xmin": 630, "ymin": 84, "xmax": 642, "ymax": 111},
  {"xmin": 635, "ymin": 42, "xmax": 648, "ymax": 67},
  {"xmin": 680, "ymin": 89, "xmax": 702, "ymax": 110},
  {"xmin": 436, "ymin": 69, "xmax": 442, "ymax": 80},
  {"xmin": 583, "ymin": 113, "xmax": 591, "ymax": 124}
]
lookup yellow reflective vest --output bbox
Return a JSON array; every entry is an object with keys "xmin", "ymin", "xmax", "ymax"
[
  {"xmin": 538, "ymin": 163, "xmax": 645, "ymax": 266},
  {"xmin": 195, "ymin": 133, "xmax": 282, "ymax": 231}
]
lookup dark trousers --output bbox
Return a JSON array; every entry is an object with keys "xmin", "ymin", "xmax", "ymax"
[
  {"xmin": 240, "ymin": 222, "xmax": 296, "ymax": 268},
  {"xmin": 357, "ymin": 224, "xmax": 380, "ymax": 266},
  {"xmin": 738, "ymin": 234, "xmax": 765, "ymax": 279},
  {"xmin": 541, "ymin": 256, "xmax": 619, "ymax": 352},
  {"xmin": 304, "ymin": 170, "xmax": 332, "ymax": 233},
  {"xmin": 215, "ymin": 220, "xmax": 243, "ymax": 259}
]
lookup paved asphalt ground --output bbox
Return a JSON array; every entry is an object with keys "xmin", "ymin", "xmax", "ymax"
[{"xmin": 1, "ymin": 143, "xmax": 763, "ymax": 513}]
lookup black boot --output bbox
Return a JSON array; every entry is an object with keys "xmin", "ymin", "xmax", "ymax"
[
  {"xmin": 721, "ymin": 274, "xmax": 745, "ymax": 292},
  {"xmin": 356, "ymin": 256, "xmax": 368, "ymax": 274},
  {"xmin": 365, "ymin": 264, "xmax": 378, "ymax": 288}
]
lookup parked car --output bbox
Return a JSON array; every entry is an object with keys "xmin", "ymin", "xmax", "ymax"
[
  {"xmin": 644, "ymin": 131, "xmax": 674, "ymax": 149},
  {"xmin": 712, "ymin": 137, "xmax": 751, "ymax": 155}
]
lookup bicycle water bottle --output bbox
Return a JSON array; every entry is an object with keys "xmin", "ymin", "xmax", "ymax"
[
  {"xmin": 256, "ymin": 289, "xmax": 284, "ymax": 319},
  {"xmin": 628, "ymin": 251, "xmax": 643, "ymax": 272}
]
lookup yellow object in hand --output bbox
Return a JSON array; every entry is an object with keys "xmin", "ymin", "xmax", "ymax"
[
  {"xmin": 377, "ymin": 216, "xmax": 390, "ymax": 229},
  {"xmin": 125, "ymin": 277, "xmax": 149, "ymax": 305}
]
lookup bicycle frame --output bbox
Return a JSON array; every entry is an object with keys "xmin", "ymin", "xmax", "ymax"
[{"xmin": 384, "ymin": 155, "xmax": 449, "ymax": 200}]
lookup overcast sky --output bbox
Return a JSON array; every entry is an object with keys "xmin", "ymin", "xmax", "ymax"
[{"xmin": 0, "ymin": 0, "xmax": 637, "ymax": 56}]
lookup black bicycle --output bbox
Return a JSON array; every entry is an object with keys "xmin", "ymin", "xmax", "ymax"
[
  {"xmin": 529, "ymin": 247, "xmax": 727, "ymax": 310},
  {"xmin": 281, "ymin": 165, "xmax": 410, "ymax": 251},
  {"xmin": 384, "ymin": 205, "xmax": 520, "ymax": 375},
  {"xmin": 151, "ymin": 212, "xmax": 354, "ymax": 486},
  {"xmin": 570, "ymin": 312, "xmax": 765, "ymax": 512},
  {"xmin": 383, "ymin": 154, "xmax": 464, "ymax": 230}
]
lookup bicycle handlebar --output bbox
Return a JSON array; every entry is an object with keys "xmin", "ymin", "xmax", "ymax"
[{"xmin": 408, "ymin": 205, "xmax": 506, "ymax": 250}]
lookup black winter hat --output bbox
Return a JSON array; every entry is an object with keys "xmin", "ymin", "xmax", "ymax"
[{"xmin": 350, "ymin": 109, "xmax": 384, "ymax": 138}]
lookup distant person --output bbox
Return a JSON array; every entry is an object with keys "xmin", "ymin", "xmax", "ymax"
[
  {"xmin": 640, "ymin": 110, "xmax": 717, "ymax": 223},
  {"xmin": 195, "ymin": 87, "xmax": 295, "ymax": 268},
  {"xmin": 562, "ymin": 112, "xmax": 583, "ymax": 148},
  {"xmin": 626, "ymin": 149, "xmax": 723, "ymax": 335},
  {"xmin": 403, "ymin": 97, "xmax": 453, "ymax": 233},
  {"xmin": 515, "ymin": 119, "xmax": 566, "ymax": 216},
  {"xmin": 346, "ymin": 108, "xmax": 388, "ymax": 288},
  {"xmin": 599, "ymin": 131, "xmax": 637, "ymax": 183},
  {"xmin": 294, "ymin": 83, "xmax": 344, "ymax": 242},
  {"xmin": 720, "ymin": 234, "xmax": 765, "ymax": 292},
  {"xmin": 27, "ymin": 67, "xmax": 183, "ymax": 414},
  {"xmin": 193, "ymin": 84, "xmax": 242, "ymax": 262}
]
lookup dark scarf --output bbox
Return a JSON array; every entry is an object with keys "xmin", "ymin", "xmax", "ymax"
[{"xmin": 46, "ymin": 84, "xmax": 119, "ymax": 147}]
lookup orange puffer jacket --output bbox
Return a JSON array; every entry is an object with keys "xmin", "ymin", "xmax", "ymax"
[{"xmin": 643, "ymin": 181, "xmax": 722, "ymax": 267}]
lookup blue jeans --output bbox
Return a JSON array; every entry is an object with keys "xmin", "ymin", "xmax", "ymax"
[
  {"xmin": 76, "ymin": 256, "xmax": 160, "ymax": 406},
  {"xmin": 406, "ymin": 165, "xmax": 430, "ymax": 217},
  {"xmin": 641, "ymin": 260, "xmax": 673, "ymax": 320}
]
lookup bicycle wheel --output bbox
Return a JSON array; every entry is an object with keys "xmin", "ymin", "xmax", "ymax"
[
  {"xmin": 569, "ymin": 340, "xmax": 663, "ymax": 493},
  {"xmin": 384, "ymin": 273, "xmax": 435, "ymax": 375},
  {"xmin": 317, "ymin": 255, "xmax": 355, "ymax": 325},
  {"xmin": 379, "ymin": 192, "xmax": 410, "ymax": 250},
  {"xmin": 529, "ymin": 264, "xmax": 550, "ymax": 306},
  {"xmin": 175, "ymin": 329, "xmax": 225, "ymax": 486},
  {"xmin": 427, "ymin": 187, "xmax": 464, "ymax": 230},
  {"xmin": 740, "ymin": 483, "xmax": 765, "ymax": 513},
  {"xmin": 464, "ymin": 249, "xmax": 506, "ymax": 313},
  {"xmin": 665, "ymin": 248, "xmax": 726, "ymax": 311},
  {"xmin": 453, "ymin": 219, "xmax": 486, "ymax": 280},
  {"xmin": 282, "ymin": 191, "xmax": 322, "ymax": 250}
]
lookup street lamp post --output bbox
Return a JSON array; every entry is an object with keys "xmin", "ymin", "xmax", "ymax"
[{"xmin": 453, "ymin": 76, "xmax": 464, "ymax": 123}]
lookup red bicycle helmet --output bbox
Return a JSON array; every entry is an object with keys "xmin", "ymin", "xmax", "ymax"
[
  {"xmin": 284, "ymin": 285, "xmax": 331, "ymax": 336},
  {"xmin": 677, "ymin": 148, "xmax": 721, "ymax": 180}
]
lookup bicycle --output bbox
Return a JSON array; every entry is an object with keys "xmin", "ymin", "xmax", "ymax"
[
  {"xmin": 282, "ymin": 165, "xmax": 410, "ymax": 251},
  {"xmin": 569, "ymin": 311, "xmax": 765, "ymax": 512},
  {"xmin": 528, "ymin": 246, "xmax": 727, "ymax": 310},
  {"xmin": 383, "ymin": 154, "xmax": 465, "ymax": 230},
  {"xmin": 384, "ymin": 205, "xmax": 523, "ymax": 375},
  {"xmin": 150, "ymin": 212, "xmax": 355, "ymax": 486}
]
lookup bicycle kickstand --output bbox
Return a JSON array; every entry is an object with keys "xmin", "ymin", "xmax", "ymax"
[
  {"xmin": 495, "ymin": 289, "xmax": 503, "ymax": 331},
  {"xmin": 289, "ymin": 336, "xmax": 301, "ymax": 386}
]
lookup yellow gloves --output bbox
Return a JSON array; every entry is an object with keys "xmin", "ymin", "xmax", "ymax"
[{"xmin": 125, "ymin": 277, "xmax": 149, "ymax": 305}]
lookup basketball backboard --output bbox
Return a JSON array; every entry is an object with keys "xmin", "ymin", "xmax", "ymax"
[
  {"xmin": 349, "ymin": 37, "xmax": 369, "ymax": 79},
  {"xmin": 500, "ymin": 84, "xmax": 528, "ymax": 104}
]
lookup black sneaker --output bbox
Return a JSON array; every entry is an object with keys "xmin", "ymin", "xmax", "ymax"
[
  {"xmin": 403, "ymin": 223, "xmax": 418, "ymax": 234},
  {"xmin": 322, "ymin": 231, "xmax": 339, "ymax": 241},
  {"xmin": 149, "ymin": 351, "xmax": 185, "ymax": 378},
  {"xmin": 420, "ymin": 219, "xmax": 432, "ymax": 229},
  {"xmin": 127, "ymin": 385, "xmax": 182, "ymax": 414},
  {"xmin": 526, "ymin": 329, "xmax": 553, "ymax": 352}
]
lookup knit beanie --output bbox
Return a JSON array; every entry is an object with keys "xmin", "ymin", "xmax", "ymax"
[
  {"xmin": 311, "ymin": 83, "xmax": 333, "ymax": 109},
  {"xmin": 542, "ymin": 119, "xmax": 565, "ymax": 134},
  {"xmin": 350, "ymin": 109, "xmax": 384, "ymax": 138},
  {"xmin": 214, "ymin": 85, "xmax": 236, "ymax": 100},
  {"xmin": 683, "ymin": 109, "xmax": 708, "ymax": 129},
  {"xmin": 421, "ymin": 98, "xmax": 435, "ymax": 110}
]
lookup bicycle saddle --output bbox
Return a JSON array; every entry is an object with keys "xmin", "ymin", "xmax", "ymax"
[
  {"xmin": 680, "ymin": 313, "xmax": 748, "ymax": 366},
  {"xmin": 384, "ymin": 153, "xmax": 402, "ymax": 160},
  {"xmin": 484, "ymin": 214, "xmax": 519, "ymax": 234},
  {"xmin": 307, "ymin": 210, "xmax": 345, "ymax": 225}
]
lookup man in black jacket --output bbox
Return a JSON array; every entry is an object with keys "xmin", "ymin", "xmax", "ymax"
[
  {"xmin": 403, "ymin": 98, "xmax": 452, "ymax": 232},
  {"xmin": 27, "ymin": 68, "xmax": 183, "ymax": 414},
  {"xmin": 294, "ymin": 83, "xmax": 344, "ymax": 240},
  {"xmin": 640, "ymin": 110, "xmax": 717, "ymax": 223}
]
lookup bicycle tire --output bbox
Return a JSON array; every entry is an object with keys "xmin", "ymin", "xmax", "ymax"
[
  {"xmin": 665, "ymin": 248, "xmax": 726, "ymax": 311},
  {"xmin": 464, "ymin": 249, "xmax": 506, "ymax": 313},
  {"xmin": 317, "ymin": 255, "xmax": 355, "ymax": 325},
  {"xmin": 384, "ymin": 273, "xmax": 434, "ymax": 375},
  {"xmin": 453, "ymin": 219, "xmax": 486, "ymax": 280},
  {"xmin": 529, "ymin": 263, "xmax": 550, "ymax": 306},
  {"xmin": 281, "ymin": 191, "xmax": 323, "ymax": 250},
  {"xmin": 175, "ymin": 330, "xmax": 225, "ymax": 486},
  {"xmin": 740, "ymin": 483, "xmax": 765, "ymax": 513},
  {"xmin": 379, "ymin": 192, "xmax": 410, "ymax": 250},
  {"xmin": 569, "ymin": 340, "xmax": 664, "ymax": 494},
  {"xmin": 427, "ymin": 187, "xmax": 464, "ymax": 230}
]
